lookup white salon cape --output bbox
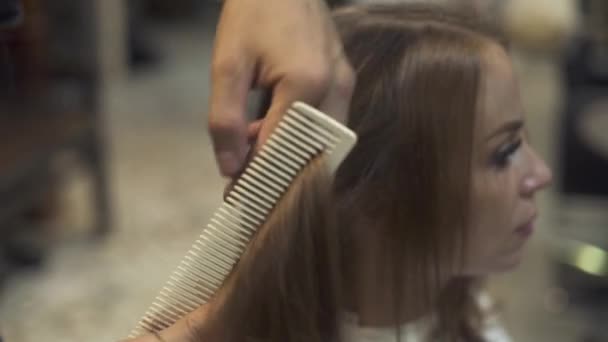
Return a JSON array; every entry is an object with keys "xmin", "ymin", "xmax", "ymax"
[{"xmin": 341, "ymin": 293, "xmax": 512, "ymax": 342}]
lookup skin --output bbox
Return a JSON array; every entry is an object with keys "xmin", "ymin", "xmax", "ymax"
[
  {"xmin": 208, "ymin": 0, "xmax": 355, "ymax": 177},
  {"xmin": 131, "ymin": 39, "xmax": 553, "ymax": 342},
  {"xmin": 346, "ymin": 41, "xmax": 553, "ymax": 327},
  {"xmin": 132, "ymin": 1, "xmax": 353, "ymax": 339},
  {"xmin": 464, "ymin": 42, "xmax": 553, "ymax": 275}
]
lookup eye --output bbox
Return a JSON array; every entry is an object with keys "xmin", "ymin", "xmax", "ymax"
[{"xmin": 491, "ymin": 138, "xmax": 522, "ymax": 169}]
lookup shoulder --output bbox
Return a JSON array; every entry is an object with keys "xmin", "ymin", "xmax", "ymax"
[{"xmin": 477, "ymin": 292, "xmax": 513, "ymax": 342}]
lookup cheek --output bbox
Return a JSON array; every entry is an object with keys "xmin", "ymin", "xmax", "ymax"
[
  {"xmin": 465, "ymin": 167, "xmax": 521, "ymax": 267},
  {"xmin": 470, "ymin": 169, "xmax": 518, "ymax": 231}
]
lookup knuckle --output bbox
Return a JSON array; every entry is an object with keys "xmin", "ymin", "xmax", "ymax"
[
  {"xmin": 335, "ymin": 63, "xmax": 356, "ymax": 97},
  {"xmin": 288, "ymin": 63, "xmax": 332, "ymax": 91},
  {"xmin": 208, "ymin": 113, "xmax": 241, "ymax": 135},
  {"xmin": 211, "ymin": 56, "xmax": 240, "ymax": 80}
]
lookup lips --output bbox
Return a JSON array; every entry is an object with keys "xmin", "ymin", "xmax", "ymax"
[{"xmin": 515, "ymin": 211, "xmax": 538, "ymax": 237}]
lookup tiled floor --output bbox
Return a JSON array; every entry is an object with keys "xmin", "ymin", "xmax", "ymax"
[{"xmin": 0, "ymin": 8, "xmax": 605, "ymax": 342}]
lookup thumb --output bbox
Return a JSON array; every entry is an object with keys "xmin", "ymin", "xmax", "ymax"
[
  {"xmin": 256, "ymin": 73, "xmax": 330, "ymax": 149},
  {"xmin": 208, "ymin": 59, "xmax": 254, "ymax": 177}
]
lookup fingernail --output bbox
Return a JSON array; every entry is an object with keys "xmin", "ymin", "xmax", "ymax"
[
  {"xmin": 218, "ymin": 151, "xmax": 240, "ymax": 177},
  {"xmin": 524, "ymin": 178, "xmax": 538, "ymax": 191}
]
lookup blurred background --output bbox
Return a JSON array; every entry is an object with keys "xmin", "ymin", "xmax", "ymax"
[{"xmin": 0, "ymin": 0, "xmax": 606, "ymax": 341}]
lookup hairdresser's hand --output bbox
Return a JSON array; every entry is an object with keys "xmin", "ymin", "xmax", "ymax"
[{"xmin": 208, "ymin": 0, "xmax": 355, "ymax": 177}]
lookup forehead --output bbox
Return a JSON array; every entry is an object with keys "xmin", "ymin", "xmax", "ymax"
[{"xmin": 476, "ymin": 43, "xmax": 522, "ymax": 135}]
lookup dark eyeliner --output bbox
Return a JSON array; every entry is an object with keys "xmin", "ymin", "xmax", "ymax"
[{"xmin": 491, "ymin": 139, "xmax": 522, "ymax": 168}]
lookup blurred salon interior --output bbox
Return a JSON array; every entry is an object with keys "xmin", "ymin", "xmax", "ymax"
[{"xmin": 0, "ymin": 0, "xmax": 607, "ymax": 341}]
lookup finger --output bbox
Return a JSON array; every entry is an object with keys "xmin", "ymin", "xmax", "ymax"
[
  {"xmin": 222, "ymin": 143, "xmax": 257, "ymax": 200},
  {"xmin": 256, "ymin": 68, "xmax": 332, "ymax": 151},
  {"xmin": 318, "ymin": 58, "xmax": 355, "ymax": 124},
  {"xmin": 208, "ymin": 54, "xmax": 255, "ymax": 177},
  {"xmin": 247, "ymin": 120, "xmax": 263, "ymax": 144},
  {"xmin": 223, "ymin": 179, "xmax": 236, "ymax": 201}
]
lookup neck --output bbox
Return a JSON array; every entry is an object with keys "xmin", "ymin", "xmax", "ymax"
[{"xmin": 342, "ymin": 224, "xmax": 448, "ymax": 327}]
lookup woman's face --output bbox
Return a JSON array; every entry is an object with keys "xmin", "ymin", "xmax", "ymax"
[{"xmin": 463, "ymin": 43, "xmax": 552, "ymax": 275}]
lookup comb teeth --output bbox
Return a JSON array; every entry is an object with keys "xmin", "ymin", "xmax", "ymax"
[{"xmin": 129, "ymin": 102, "xmax": 356, "ymax": 338}]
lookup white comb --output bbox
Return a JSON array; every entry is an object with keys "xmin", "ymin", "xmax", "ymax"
[{"xmin": 128, "ymin": 102, "xmax": 357, "ymax": 338}]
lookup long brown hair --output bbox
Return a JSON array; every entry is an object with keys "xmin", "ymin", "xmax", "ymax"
[
  {"xmin": 196, "ymin": 157, "xmax": 342, "ymax": 342},
  {"xmin": 195, "ymin": 3, "xmax": 506, "ymax": 342}
]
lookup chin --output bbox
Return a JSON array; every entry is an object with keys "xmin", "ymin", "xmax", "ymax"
[
  {"xmin": 495, "ymin": 258, "xmax": 523, "ymax": 273},
  {"xmin": 494, "ymin": 249, "xmax": 527, "ymax": 273},
  {"xmin": 463, "ymin": 250, "xmax": 526, "ymax": 276}
]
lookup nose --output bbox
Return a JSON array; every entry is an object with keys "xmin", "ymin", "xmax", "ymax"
[{"xmin": 521, "ymin": 150, "xmax": 553, "ymax": 197}]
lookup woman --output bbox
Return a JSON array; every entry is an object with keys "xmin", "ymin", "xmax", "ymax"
[{"xmin": 135, "ymin": 3, "xmax": 552, "ymax": 342}]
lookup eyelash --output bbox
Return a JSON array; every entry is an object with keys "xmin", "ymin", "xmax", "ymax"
[{"xmin": 491, "ymin": 138, "xmax": 523, "ymax": 169}]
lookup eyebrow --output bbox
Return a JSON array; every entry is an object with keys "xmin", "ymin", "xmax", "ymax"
[{"xmin": 485, "ymin": 120, "xmax": 524, "ymax": 141}]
